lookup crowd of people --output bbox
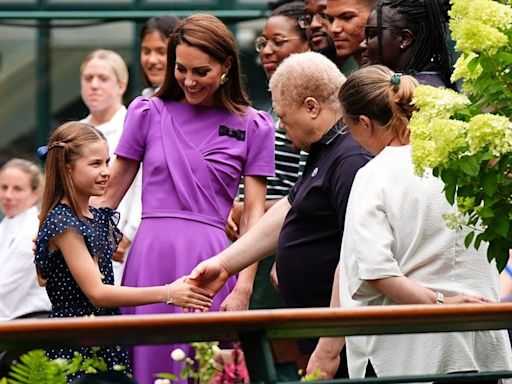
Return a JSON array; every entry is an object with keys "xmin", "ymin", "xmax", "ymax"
[{"xmin": 1, "ymin": 0, "xmax": 511, "ymax": 383}]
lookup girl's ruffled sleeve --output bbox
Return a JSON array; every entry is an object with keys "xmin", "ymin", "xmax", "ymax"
[
  {"xmin": 94, "ymin": 207, "xmax": 123, "ymax": 255},
  {"xmin": 115, "ymin": 96, "xmax": 152, "ymax": 161},
  {"xmin": 34, "ymin": 205, "xmax": 94, "ymax": 278}
]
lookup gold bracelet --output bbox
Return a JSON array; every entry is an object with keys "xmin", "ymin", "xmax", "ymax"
[{"xmin": 165, "ymin": 284, "xmax": 174, "ymax": 305}]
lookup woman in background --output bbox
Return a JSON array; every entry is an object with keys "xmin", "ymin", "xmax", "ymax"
[
  {"xmin": 0, "ymin": 158, "xmax": 52, "ymax": 378},
  {"xmin": 360, "ymin": 0, "xmax": 454, "ymax": 88},
  {"xmin": 0, "ymin": 158, "xmax": 51, "ymax": 322},
  {"xmin": 140, "ymin": 15, "xmax": 179, "ymax": 97}
]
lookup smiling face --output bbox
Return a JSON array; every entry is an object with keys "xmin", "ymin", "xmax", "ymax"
[
  {"xmin": 327, "ymin": 0, "xmax": 372, "ymax": 61},
  {"xmin": 81, "ymin": 58, "xmax": 125, "ymax": 116},
  {"xmin": 174, "ymin": 43, "xmax": 230, "ymax": 106},
  {"xmin": 0, "ymin": 168, "xmax": 39, "ymax": 218},
  {"xmin": 68, "ymin": 140, "xmax": 110, "ymax": 199},
  {"xmin": 304, "ymin": 0, "xmax": 333, "ymax": 53},
  {"xmin": 140, "ymin": 30, "xmax": 168, "ymax": 87},
  {"xmin": 259, "ymin": 16, "xmax": 309, "ymax": 79}
]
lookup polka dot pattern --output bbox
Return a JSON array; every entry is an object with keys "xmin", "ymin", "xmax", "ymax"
[{"xmin": 34, "ymin": 203, "xmax": 131, "ymax": 380}]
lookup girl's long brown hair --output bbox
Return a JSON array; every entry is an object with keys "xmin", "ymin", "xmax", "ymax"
[{"xmin": 39, "ymin": 121, "xmax": 106, "ymax": 230}]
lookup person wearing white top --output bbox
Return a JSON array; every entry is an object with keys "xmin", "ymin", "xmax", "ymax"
[
  {"xmin": 0, "ymin": 159, "xmax": 51, "ymax": 321},
  {"xmin": 306, "ymin": 65, "xmax": 512, "ymax": 382},
  {"xmin": 80, "ymin": 49, "xmax": 142, "ymax": 285}
]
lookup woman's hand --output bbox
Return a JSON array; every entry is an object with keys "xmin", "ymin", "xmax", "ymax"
[
  {"xmin": 219, "ymin": 286, "xmax": 251, "ymax": 311},
  {"xmin": 306, "ymin": 337, "xmax": 344, "ymax": 379},
  {"xmin": 444, "ymin": 294, "xmax": 493, "ymax": 304},
  {"xmin": 167, "ymin": 277, "xmax": 214, "ymax": 311},
  {"xmin": 113, "ymin": 235, "xmax": 131, "ymax": 263},
  {"xmin": 225, "ymin": 201, "xmax": 243, "ymax": 242}
]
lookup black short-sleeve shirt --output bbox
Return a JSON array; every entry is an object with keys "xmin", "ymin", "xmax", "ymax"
[{"xmin": 276, "ymin": 124, "xmax": 372, "ymax": 309}]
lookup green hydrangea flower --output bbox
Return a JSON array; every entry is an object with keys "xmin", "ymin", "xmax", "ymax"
[
  {"xmin": 450, "ymin": 0, "xmax": 511, "ymax": 54},
  {"xmin": 467, "ymin": 114, "xmax": 512, "ymax": 156},
  {"xmin": 411, "ymin": 85, "xmax": 470, "ymax": 120},
  {"xmin": 451, "ymin": 52, "xmax": 483, "ymax": 89},
  {"xmin": 450, "ymin": 0, "xmax": 512, "ymax": 29}
]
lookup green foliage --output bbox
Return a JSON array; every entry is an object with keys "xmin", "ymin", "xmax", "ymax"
[
  {"xmin": 2, "ymin": 350, "xmax": 68, "ymax": 384},
  {"xmin": 410, "ymin": 0, "xmax": 512, "ymax": 271},
  {"xmin": 0, "ymin": 348, "xmax": 125, "ymax": 384}
]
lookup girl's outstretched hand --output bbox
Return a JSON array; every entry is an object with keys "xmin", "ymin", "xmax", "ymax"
[{"xmin": 167, "ymin": 277, "xmax": 214, "ymax": 311}]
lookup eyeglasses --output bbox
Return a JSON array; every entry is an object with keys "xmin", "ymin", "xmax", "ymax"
[
  {"xmin": 298, "ymin": 12, "xmax": 334, "ymax": 29},
  {"xmin": 364, "ymin": 26, "xmax": 404, "ymax": 43},
  {"xmin": 254, "ymin": 36, "xmax": 303, "ymax": 52}
]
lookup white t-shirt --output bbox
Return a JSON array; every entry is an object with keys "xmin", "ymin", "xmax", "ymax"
[
  {"xmin": 0, "ymin": 206, "xmax": 51, "ymax": 320},
  {"xmin": 82, "ymin": 106, "xmax": 142, "ymax": 284},
  {"xmin": 340, "ymin": 145, "xmax": 512, "ymax": 378}
]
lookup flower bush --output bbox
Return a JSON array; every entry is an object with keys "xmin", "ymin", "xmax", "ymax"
[
  {"xmin": 410, "ymin": 0, "xmax": 512, "ymax": 271},
  {"xmin": 157, "ymin": 342, "xmax": 248, "ymax": 384}
]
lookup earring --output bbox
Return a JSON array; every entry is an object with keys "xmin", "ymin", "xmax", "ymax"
[{"xmin": 220, "ymin": 73, "xmax": 228, "ymax": 85}]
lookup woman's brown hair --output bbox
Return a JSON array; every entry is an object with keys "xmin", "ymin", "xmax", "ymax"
[
  {"xmin": 340, "ymin": 65, "xmax": 418, "ymax": 144},
  {"xmin": 39, "ymin": 121, "xmax": 106, "ymax": 230},
  {"xmin": 156, "ymin": 13, "xmax": 250, "ymax": 115}
]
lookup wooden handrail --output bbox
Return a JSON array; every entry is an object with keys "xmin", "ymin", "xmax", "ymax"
[{"xmin": 1, "ymin": 303, "xmax": 511, "ymax": 350}]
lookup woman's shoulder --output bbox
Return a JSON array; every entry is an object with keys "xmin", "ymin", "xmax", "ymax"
[{"xmin": 241, "ymin": 107, "xmax": 274, "ymax": 132}]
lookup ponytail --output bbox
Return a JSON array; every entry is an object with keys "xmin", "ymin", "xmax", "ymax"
[
  {"xmin": 387, "ymin": 73, "xmax": 417, "ymax": 144},
  {"xmin": 340, "ymin": 65, "xmax": 418, "ymax": 142}
]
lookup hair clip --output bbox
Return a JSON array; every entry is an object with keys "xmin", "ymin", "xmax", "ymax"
[
  {"xmin": 390, "ymin": 73, "xmax": 401, "ymax": 91},
  {"xmin": 48, "ymin": 141, "xmax": 66, "ymax": 150},
  {"xmin": 36, "ymin": 146, "xmax": 48, "ymax": 162}
]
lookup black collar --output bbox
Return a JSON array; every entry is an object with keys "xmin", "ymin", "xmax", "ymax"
[{"xmin": 319, "ymin": 120, "xmax": 347, "ymax": 145}]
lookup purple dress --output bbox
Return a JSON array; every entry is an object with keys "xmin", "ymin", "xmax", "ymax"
[{"xmin": 115, "ymin": 97, "xmax": 275, "ymax": 384}]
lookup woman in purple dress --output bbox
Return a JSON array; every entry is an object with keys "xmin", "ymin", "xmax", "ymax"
[{"xmin": 100, "ymin": 14, "xmax": 275, "ymax": 383}]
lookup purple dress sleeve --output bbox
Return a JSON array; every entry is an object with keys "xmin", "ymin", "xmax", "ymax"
[
  {"xmin": 243, "ymin": 110, "xmax": 275, "ymax": 177},
  {"xmin": 115, "ymin": 96, "xmax": 151, "ymax": 161}
]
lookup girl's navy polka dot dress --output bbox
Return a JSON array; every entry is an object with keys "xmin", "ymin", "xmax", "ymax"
[{"xmin": 35, "ymin": 203, "xmax": 131, "ymax": 380}]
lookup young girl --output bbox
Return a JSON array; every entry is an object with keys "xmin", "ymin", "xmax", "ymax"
[{"xmin": 34, "ymin": 121, "xmax": 213, "ymax": 379}]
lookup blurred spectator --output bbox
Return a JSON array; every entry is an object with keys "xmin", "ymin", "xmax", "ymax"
[{"xmin": 140, "ymin": 15, "xmax": 180, "ymax": 97}]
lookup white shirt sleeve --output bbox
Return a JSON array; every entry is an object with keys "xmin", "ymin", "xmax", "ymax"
[{"xmin": 341, "ymin": 161, "xmax": 403, "ymax": 303}]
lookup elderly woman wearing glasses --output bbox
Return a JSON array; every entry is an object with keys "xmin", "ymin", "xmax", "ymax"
[
  {"xmin": 360, "ymin": 0, "xmax": 454, "ymax": 89},
  {"xmin": 227, "ymin": 1, "xmax": 310, "ymax": 311}
]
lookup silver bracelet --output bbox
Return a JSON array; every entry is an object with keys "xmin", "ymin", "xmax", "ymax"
[
  {"xmin": 165, "ymin": 284, "xmax": 174, "ymax": 305},
  {"xmin": 435, "ymin": 291, "xmax": 444, "ymax": 304}
]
